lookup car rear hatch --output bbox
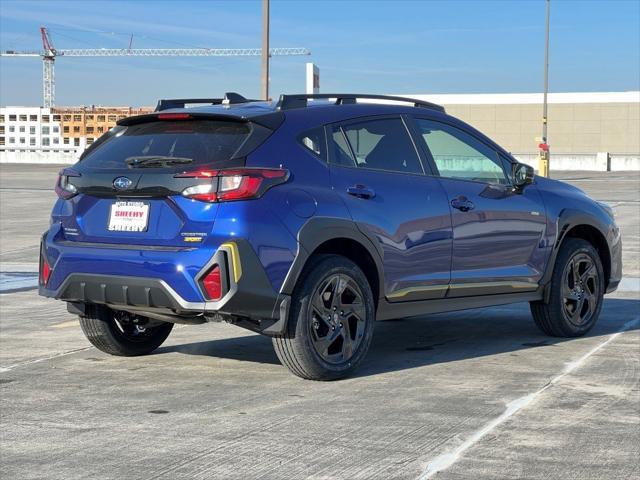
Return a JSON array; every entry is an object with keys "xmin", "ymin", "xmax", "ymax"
[{"xmin": 55, "ymin": 111, "xmax": 280, "ymax": 248}]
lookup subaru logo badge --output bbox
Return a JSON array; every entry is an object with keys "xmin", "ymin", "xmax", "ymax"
[{"xmin": 113, "ymin": 177, "xmax": 133, "ymax": 190}]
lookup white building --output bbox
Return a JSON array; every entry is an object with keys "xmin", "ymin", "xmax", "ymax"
[{"xmin": 0, "ymin": 106, "xmax": 85, "ymax": 163}]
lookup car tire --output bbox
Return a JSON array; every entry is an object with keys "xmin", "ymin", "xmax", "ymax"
[
  {"xmin": 79, "ymin": 305, "xmax": 174, "ymax": 356},
  {"xmin": 530, "ymin": 238, "xmax": 605, "ymax": 337},
  {"xmin": 272, "ymin": 254, "xmax": 375, "ymax": 380}
]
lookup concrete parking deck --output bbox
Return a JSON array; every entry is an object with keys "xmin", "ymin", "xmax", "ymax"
[{"xmin": 1, "ymin": 165, "xmax": 638, "ymax": 479}]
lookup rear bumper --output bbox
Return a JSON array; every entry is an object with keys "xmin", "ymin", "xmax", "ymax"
[{"xmin": 39, "ymin": 228, "xmax": 290, "ymax": 334}]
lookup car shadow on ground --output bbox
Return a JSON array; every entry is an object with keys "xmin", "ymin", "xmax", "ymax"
[{"xmin": 156, "ymin": 298, "xmax": 639, "ymax": 378}]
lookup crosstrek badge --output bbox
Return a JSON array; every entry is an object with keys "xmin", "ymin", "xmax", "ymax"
[
  {"xmin": 181, "ymin": 232, "xmax": 206, "ymax": 242},
  {"xmin": 108, "ymin": 201, "xmax": 149, "ymax": 232}
]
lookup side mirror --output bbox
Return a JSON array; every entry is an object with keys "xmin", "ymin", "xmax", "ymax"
[{"xmin": 512, "ymin": 163, "xmax": 534, "ymax": 190}]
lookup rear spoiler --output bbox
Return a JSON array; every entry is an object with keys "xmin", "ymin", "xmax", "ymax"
[{"xmin": 118, "ymin": 111, "xmax": 284, "ymax": 130}]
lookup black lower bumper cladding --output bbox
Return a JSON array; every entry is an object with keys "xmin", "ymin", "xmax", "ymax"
[{"xmin": 41, "ymin": 274, "xmax": 190, "ymax": 313}]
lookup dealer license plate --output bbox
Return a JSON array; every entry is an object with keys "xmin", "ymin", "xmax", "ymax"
[{"xmin": 108, "ymin": 201, "xmax": 149, "ymax": 232}]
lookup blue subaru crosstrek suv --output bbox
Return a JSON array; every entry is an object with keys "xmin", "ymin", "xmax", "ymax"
[{"xmin": 39, "ymin": 93, "xmax": 622, "ymax": 380}]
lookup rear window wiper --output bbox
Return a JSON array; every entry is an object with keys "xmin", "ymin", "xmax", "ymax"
[{"xmin": 125, "ymin": 156, "xmax": 194, "ymax": 168}]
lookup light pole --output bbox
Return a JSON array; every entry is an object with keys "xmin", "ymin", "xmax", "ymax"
[
  {"xmin": 539, "ymin": 0, "xmax": 551, "ymax": 177},
  {"xmin": 261, "ymin": 0, "xmax": 270, "ymax": 100}
]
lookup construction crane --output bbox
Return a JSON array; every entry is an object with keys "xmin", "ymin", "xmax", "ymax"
[{"xmin": 0, "ymin": 26, "xmax": 310, "ymax": 107}]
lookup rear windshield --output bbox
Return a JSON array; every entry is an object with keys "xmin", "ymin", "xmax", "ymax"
[{"xmin": 79, "ymin": 120, "xmax": 251, "ymax": 170}]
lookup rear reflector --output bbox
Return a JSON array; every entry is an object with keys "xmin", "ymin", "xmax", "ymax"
[
  {"xmin": 39, "ymin": 250, "xmax": 52, "ymax": 286},
  {"xmin": 202, "ymin": 265, "xmax": 222, "ymax": 300},
  {"xmin": 177, "ymin": 168, "xmax": 288, "ymax": 203}
]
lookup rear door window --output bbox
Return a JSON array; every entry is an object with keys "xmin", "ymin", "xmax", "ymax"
[
  {"xmin": 79, "ymin": 120, "xmax": 251, "ymax": 170},
  {"xmin": 331, "ymin": 118, "xmax": 423, "ymax": 174},
  {"xmin": 329, "ymin": 126, "xmax": 357, "ymax": 167}
]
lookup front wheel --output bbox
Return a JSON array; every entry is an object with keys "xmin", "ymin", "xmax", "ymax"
[
  {"xmin": 79, "ymin": 305, "xmax": 174, "ymax": 356},
  {"xmin": 530, "ymin": 238, "xmax": 605, "ymax": 337},
  {"xmin": 272, "ymin": 254, "xmax": 375, "ymax": 380}
]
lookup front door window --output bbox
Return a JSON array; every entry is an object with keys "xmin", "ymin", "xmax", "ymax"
[{"xmin": 414, "ymin": 119, "xmax": 509, "ymax": 185}]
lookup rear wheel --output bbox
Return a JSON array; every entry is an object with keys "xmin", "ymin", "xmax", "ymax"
[
  {"xmin": 79, "ymin": 305, "xmax": 173, "ymax": 356},
  {"xmin": 273, "ymin": 255, "xmax": 375, "ymax": 380},
  {"xmin": 530, "ymin": 238, "xmax": 604, "ymax": 337}
]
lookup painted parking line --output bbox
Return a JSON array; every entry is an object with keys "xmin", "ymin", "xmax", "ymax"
[
  {"xmin": 617, "ymin": 277, "xmax": 640, "ymax": 293},
  {"xmin": 50, "ymin": 320, "xmax": 79, "ymax": 329},
  {"xmin": 0, "ymin": 272, "xmax": 38, "ymax": 293},
  {"xmin": 0, "ymin": 346, "xmax": 93, "ymax": 373},
  {"xmin": 0, "ymin": 245, "xmax": 39, "ymax": 256},
  {"xmin": 418, "ymin": 316, "xmax": 640, "ymax": 479}
]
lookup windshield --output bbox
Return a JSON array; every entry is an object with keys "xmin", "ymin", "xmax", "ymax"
[{"xmin": 79, "ymin": 120, "xmax": 251, "ymax": 170}]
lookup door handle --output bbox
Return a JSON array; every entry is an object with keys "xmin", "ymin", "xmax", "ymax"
[
  {"xmin": 451, "ymin": 196, "xmax": 475, "ymax": 212},
  {"xmin": 347, "ymin": 185, "xmax": 376, "ymax": 199}
]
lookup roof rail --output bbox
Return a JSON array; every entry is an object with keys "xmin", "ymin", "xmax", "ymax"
[
  {"xmin": 155, "ymin": 92, "xmax": 257, "ymax": 111},
  {"xmin": 275, "ymin": 93, "xmax": 445, "ymax": 112}
]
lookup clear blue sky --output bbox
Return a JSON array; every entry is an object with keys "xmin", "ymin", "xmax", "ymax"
[{"xmin": 1, "ymin": 0, "xmax": 638, "ymax": 106}]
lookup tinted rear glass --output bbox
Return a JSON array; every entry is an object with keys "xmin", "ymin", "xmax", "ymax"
[{"xmin": 79, "ymin": 120, "xmax": 251, "ymax": 170}]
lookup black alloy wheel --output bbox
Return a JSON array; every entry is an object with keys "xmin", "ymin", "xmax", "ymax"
[
  {"xmin": 530, "ymin": 238, "xmax": 604, "ymax": 337},
  {"xmin": 272, "ymin": 254, "xmax": 375, "ymax": 380},
  {"xmin": 309, "ymin": 273, "xmax": 367, "ymax": 364},
  {"xmin": 561, "ymin": 252, "xmax": 600, "ymax": 327}
]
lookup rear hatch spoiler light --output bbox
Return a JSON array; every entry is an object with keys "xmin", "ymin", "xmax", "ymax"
[{"xmin": 117, "ymin": 111, "xmax": 284, "ymax": 131}]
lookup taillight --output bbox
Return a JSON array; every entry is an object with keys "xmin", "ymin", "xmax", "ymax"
[
  {"xmin": 217, "ymin": 174, "xmax": 262, "ymax": 201},
  {"xmin": 177, "ymin": 168, "xmax": 288, "ymax": 203},
  {"xmin": 55, "ymin": 169, "xmax": 80, "ymax": 200},
  {"xmin": 201, "ymin": 265, "xmax": 222, "ymax": 300}
]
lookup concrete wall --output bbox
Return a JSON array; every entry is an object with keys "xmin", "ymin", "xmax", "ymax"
[
  {"xmin": 443, "ymin": 102, "xmax": 640, "ymax": 155},
  {"xmin": 406, "ymin": 92, "xmax": 640, "ymax": 170},
  {"xmin": 513, "ymin": 153, "xmax": 640, "ymax": 172}
]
